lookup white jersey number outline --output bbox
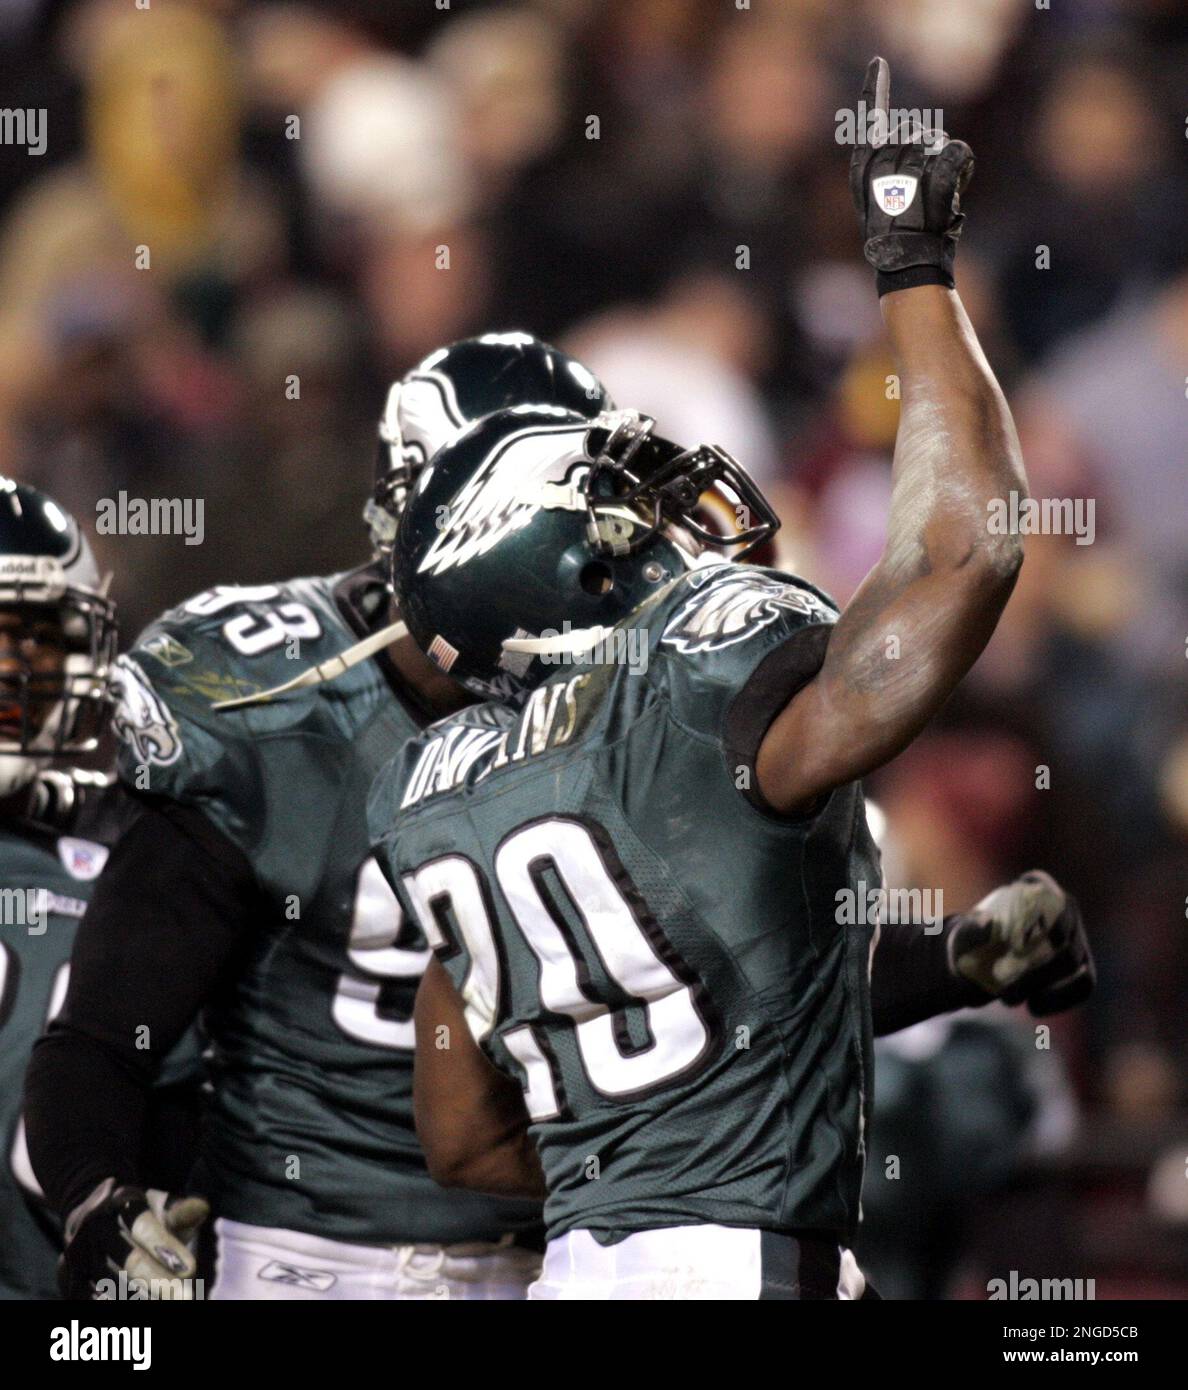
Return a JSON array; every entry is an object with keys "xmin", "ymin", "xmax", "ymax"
[
  {"xmin": 403, "ymin": 817, "xmax": 712, "ymax": 1118},
  {"xmin": 331, "ymin": 857, "xmax": 430, "ymax": 1051},
  {"xmin": 1, "ymin": 947, "xmax": 70, "ymax": 1198}
]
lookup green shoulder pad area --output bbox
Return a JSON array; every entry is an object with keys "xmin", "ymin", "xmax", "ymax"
[
  {"xmin": 640, "ymin": 561, "xmax": 839, "ymax": 740},
  {"xmin": 111, "ymin": 575, "xmax": 377, "ymax": 845}
]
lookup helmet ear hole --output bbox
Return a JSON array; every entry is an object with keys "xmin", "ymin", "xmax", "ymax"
[{"xmin": 579, "ymin": 561, "xmax": 614, "ymax": 596}]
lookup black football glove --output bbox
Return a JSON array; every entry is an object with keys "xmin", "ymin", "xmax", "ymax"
[
  {"xmin": 948, "ymin": 870, "xmax": 1095, "ymax": 1017},
  {"xmin": 60, "ymin": 1178, "xmax": 208, "ymax": 1300},
  {"xmin": 849, "ymin": 56, "xmax": 975, "ymax": 296}
]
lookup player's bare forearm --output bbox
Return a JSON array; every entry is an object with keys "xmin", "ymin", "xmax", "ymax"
[
  {"xmin": 412, "ymin": 957, "xmax": 546, "ymax": 1199},
  {"xmin": 757, "ymin": 287, "xmax": 1025, "ymax": 813},
  {"xmin": 881, "ymin": 285, "xmax": 1024, "ymax": 511}
]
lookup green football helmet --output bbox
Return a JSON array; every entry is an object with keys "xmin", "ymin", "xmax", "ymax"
[
  {"xmin": 392, "ymin": 406, "xmax": 780, "ymax": 699},
  {"xmin": 365, "ymin": 332, "xmax": 614, "ymax": 559},
  {"xmin": 0, "ymin": 479, "xmax": 117, "ymax": 794}
]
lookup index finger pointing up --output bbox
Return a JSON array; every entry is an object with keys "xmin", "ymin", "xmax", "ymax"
[{"xmin": 860, "ymin": 56, "xmax": 891, "ymax": 148}]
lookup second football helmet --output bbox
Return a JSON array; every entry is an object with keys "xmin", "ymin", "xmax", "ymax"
[{"xmin": 365, "ymin": 332, "xmax": 613, "ymax": 558}]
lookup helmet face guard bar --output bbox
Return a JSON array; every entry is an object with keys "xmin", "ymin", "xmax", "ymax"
[
  {"xmin": 0, "ymin": 586, "xmax": 117, "ymax": 756},
  {"xmin": 0, "ymin": 668, "xmax": 112, "ymax": 756},
  {"xmin": 366, "ymin": 454, "xmax": 427, "ymax": 559},
  {"xmin": 583, "ymin": 412, "xmax": 780, "ymax": 560},
  {"xmin": 366, "ymin": 383, "xmax": 432, "ymax": 560}
]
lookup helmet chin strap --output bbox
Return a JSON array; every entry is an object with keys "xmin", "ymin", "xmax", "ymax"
[
  {"xmin": 503, "ymin": 548, "xmax": 722, "ymax": 660},
  {"xmin": 502, "ymin": 625, "xmax": 616, "ymax": 659},
  {"xmin": 210, "ymin": 547, "xmax": 727, "ymax": 710},
  {"xmin": 211, "ymin": 621, "xmax": 408, "ymax": 712}
]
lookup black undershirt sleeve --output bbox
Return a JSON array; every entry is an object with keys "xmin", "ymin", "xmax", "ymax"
[
  {"xmin": 24, "ymin": 799, "xmax": 258, "ymax": 1219},
  {"xmin": 871, "ymin": 915, "xmax": 991, "ymax": 1036},
  {"xmin": 724, "ymin": 624, "xmax": 834, "ymax": 814}
]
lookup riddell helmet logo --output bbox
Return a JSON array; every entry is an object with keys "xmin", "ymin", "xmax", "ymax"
[
  {"xmin": 0, "ymin": 555, "xmax": 59, "ymax": 578},
  {"xmin": 872, "ymin": 174, "xmax": 918, "ymax": 216}
]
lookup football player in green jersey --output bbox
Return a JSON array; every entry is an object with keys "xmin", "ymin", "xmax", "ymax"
[
  {"xmin": 25, "ymin": 334, "xmax": 612, "ymax": 1300},
  {"xmin": 0, "ymin": 481, "xmax": 200, "ymax": 1299},
  {"xmin": 368, "ymin": 63, "xmax": 1094, "ymax": 1299}
]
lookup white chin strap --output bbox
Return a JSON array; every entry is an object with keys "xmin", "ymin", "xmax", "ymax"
[
  {"xmin": 502, "ymin": 625, "xmax": 616, "ymax": 659},
  {"xmin": 211, "ymin": 621, "xmax": 408, "ymax": 712},
  {"xmin": 502, "ymin": 547, "xmax": 719, "ymax": 661},
  {"xmin": 209, "ymin": 544, "xmax": 724, "ymax": 710}
]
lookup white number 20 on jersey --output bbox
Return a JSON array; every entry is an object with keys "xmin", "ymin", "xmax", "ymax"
[{"xmin": 402, "ymin": 818, "xmax": 713, "ymax": 1119}]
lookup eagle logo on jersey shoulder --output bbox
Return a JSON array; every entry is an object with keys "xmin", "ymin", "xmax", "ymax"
[
  {"xmin": 110, "ymin": 656, "xmax": 184, "ymax": 767},
  {"xmin": 661, "ymin": 571, "xmax": 836, "ymax": 654},
  {"xmin": 418, "ymin": 416, "xmax": 591, "ymax": 578}
]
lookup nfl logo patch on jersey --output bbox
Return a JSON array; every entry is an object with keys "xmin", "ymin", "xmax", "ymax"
[
  {"xmin": 58, "ymin": 836, "xmax": 109, "ymax": 881},
  {"xmin": 872, "ymin": 174, "xmax": 918, "ymax": 216}
]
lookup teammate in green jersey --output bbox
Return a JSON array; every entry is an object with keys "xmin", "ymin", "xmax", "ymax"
[
  {"xmin": 0, "ymin": 481, "xmax": 199, "ymax": 1299},
  {"xmin": 26, "ymin": 335, "xmax": 613, "ymax": 1300}
]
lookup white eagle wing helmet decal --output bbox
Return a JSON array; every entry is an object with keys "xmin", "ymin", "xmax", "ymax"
[
  {"xmin": 417, "ymin": 414, "xmax": 592, "ymax": 578},
  {"xmin": 661, "ymin": 570, "xmax": 837, "ymax": 654},
  {"xmin": 109, "ymin": 656, "xmax": 183, "ymax": 766},
  {"xmin": 383, "ymin": 353, "xmax": 466, "ymax": 470}
]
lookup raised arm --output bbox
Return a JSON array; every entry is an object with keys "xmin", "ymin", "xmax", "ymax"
[{"xmin": 756, "ymin": 61, "xmax": 1025, "ymax": 815}]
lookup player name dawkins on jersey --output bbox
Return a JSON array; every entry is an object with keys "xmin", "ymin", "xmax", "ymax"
[
  {"xmin": 49, "ymin": 1321, "xmax": 151, "ymax": 1371},
  {"xmin": 401, "ymin": 673, "xmax": 590, "ymax": 809}
]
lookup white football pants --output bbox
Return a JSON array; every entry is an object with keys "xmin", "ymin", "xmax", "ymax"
[
  {"xmin": 528, "ymin": 1224, "xmax": 867, "ymax": 1300},
  {"xmin": 209, "ymin": 1217, "xmax": 540, "ymax": 1300}
]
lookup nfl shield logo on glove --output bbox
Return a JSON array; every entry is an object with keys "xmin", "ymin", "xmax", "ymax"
[{"xmin": 872, "ymin": 174, "xmax": 918, "ymax": 216}]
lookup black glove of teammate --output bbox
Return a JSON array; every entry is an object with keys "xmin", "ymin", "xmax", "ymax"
[
  {"xmin": 849, "ymin": 56, "xmax": 975, "ymax": 296},
  {"xmin": 948, "ymin": 870, "xmax": 1096, "ymax": 1017},
  {"xmin": 59, "ymin": 1178, "xmax": 208, "ymax": 1300}
]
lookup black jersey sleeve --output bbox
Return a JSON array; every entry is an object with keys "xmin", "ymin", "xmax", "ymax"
[
  {"xmin": 650, "ymin": 565, "xmax": 840, "ymax": 814},
  {"xmin": 23, "ymin": 798, "xmax": 259, "ymax": 1218},
  {"xmin": 870, "ymin": 916, "xmax": 990, "ymax": 1036}
]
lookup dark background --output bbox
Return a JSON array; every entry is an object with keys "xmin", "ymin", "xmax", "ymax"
[{"xmin": 0, "ymin": 0, "xmax": 1184, "ymax": 1297}]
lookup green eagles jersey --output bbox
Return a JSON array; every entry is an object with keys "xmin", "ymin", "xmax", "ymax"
[
  {"xmin": 0, "ymin": 772, "xmax": 128, "ymax": 1298},
  {"xmin": 112, "ymin": 570, "xmax": 537, "ymax": 1245},
  {"xmin": 370, "ymin": 562, "xmax": 882, "ymax": 1246}
]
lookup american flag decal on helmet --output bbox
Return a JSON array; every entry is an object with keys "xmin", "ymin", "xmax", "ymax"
[{"xmin": 427, "ymin": 634, "xmax": 459, "ymax": 672}]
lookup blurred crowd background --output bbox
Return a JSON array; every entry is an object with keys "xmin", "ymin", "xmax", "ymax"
[{"xmin": 0, "ymin": 0, "xmax": 1184, "ymax": 1297}]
